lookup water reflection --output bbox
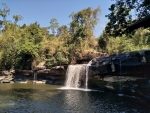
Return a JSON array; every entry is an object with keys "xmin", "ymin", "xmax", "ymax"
[
  {"xmin": 63, "ymin": 90, "xmax": 93, "ymax": 113},
  {"xmin": 0, "ymin": 84, "xmax": 149, "ymax": 113}
]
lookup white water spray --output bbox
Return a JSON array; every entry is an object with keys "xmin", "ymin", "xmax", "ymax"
[
  {"xmin": 85, "ymin": 61, "xmax": 92, "ymax": 89},
  {"xmin": 65, "ymin": 65, "xmax": 86, "ymax": 88},
  {"xmin": 64, "ymin": 61, "xmax": 92, "ymax": 90}
]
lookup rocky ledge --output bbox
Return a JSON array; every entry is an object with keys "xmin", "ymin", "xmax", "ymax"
[
  {"xmin": 88, "ymin": 50, "xmax": 150, "ymax": 103},
  {"xmin": 0, "ymin": 70, "xmax": 14, "ymax": 83}
]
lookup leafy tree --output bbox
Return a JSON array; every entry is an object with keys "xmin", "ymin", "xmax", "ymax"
[
  {"xmin": 55, "ymin": 51, "xmax": 69, "ymax": 65},
  {"xmin": 57, "ymin": 25, "xmax": 68, "ymax": 37},
  {"xmin": 132, "ymin": 28, "xmax": 150, "ymax": 49},
  {"xmin": 68, "ymin": 7, "xmax": 100, "ymax": 61},
  {"xmin": 70, "ymin": 7, "xmax": 101, "ymax": 39},
  {"xmin": 105, "ymin": 0, "xmax": 133, "ymax": 36},
  {"xmin": 13, "ymin": 15, "xmax": 23, "ymax": 24},
  {"xmin": 45, "ymin": 57, "xmax": 57, "ymax": 68},
  {"xmin": 0, "ymin": 3, "xmax": 10, "ymax": 30},
  {"xmin": 98, "ymin": 31, "xmax": 109, "ymax": 52},
  {"xmin": 135, "ymin": 0, "xmax": 150, "ymax": 18},
  {"xmin": 23, "ymin": 22, "xmax": 43, "ymax": 44},
  {"xmin": 49, "ymin": 18, "xmax": 59, "ymax": 35},
  {"xmin": 0, "ymin": 36, "xmax": 20, "ymax": 69},
  {"xmin": 105, "ymin": 0, "xmax": 150, "ymax": 37},
  {"xmin": 0, "ymin": 3, "xmax": 10, "ymax": 24}
]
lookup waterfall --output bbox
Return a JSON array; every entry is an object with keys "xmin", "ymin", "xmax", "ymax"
[
  {"xmin": 33, "ymin": 70, "xmax": 37, "ymax": 81},
  {"xmin": 65, "ymin": 65, "xmax": 86, "ymax": 88},
  {"xmin": 85, "ymin": 61, "xmax": 92, "ymax": 89},
  {"xmin": 65, "ymin": 61, "xmax": 92, "ymax": 89}
]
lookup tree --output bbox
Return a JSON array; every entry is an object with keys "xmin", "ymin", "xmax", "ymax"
[
  {"xmin": 57, "ymin": 25, "xmax": 68, "ymax": 37},
  {"xmin": 98, "ymin": 31, "xmax": 109, "ymax": 52},
  {"xmin": 105, "ymin": 0, "xmax": 134, "ymax": 36},
  {"xmin": 13, "ymin": 15, "xmax": 23, "ymax": 24},
  {"xmin": 49, "ymin": 18, "xmax": 59, "ymax": 35},
  {"xmin": 23, "ymin": 22, "xmax": 43, "ymax": 44},
  {"xmin": 55, "ymin": 51, "xmax": 69, "ymax": 65},
  {"xmin": 0, "ymin": 3, "xmax": 10, "ymax": 30},
  {"xmin": 105, "ymin": 0, "xmax": 150, "ymax": 37},
  {"xmin": 70, "ymin": 7, "xmax": 101, "ymax": 39},
  {"xmin": 135, "ymin": 0, "xmax": 150, "ymax": 18}
]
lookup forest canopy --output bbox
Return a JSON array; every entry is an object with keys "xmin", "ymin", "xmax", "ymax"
[
  {"xmin": 0, "ymin": 3, "xmax": 100, "ymax": 70},
  {"xmin": 0, "ymin": 1, "xmax": 150, "ymax": 70}
]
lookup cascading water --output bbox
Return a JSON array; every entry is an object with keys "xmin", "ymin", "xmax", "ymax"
[
  {"xmin": 65, "ymin": 65, "xmax": 86, "ymax": 88},
  {"xmin": 65, "ymin": 61, "xmax": 92, "ymax": 89},
  {"xmin": 85, "ymin": 61, "xmax": 92, "ymax": 89}
]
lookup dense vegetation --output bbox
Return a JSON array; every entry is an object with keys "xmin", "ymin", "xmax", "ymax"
[
  {"xmin": 0, "ymin": 0, "xmax": 150, "ymax": 70},
  {"xmin": 99, "ymin": 0, "xmax": 150, "ymax": 53},
  {"xmin": 0, "ymin": 4, "xmax": 100, "ymax": 70}
]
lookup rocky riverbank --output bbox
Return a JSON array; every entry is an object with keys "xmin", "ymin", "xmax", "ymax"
[
  {"xmin": 0, "ymin": 65, "xmax": 67, "ymax": 85},
  {"xmin": 0, "ymin": 70, "xmax": 14, "ymax": 83}
]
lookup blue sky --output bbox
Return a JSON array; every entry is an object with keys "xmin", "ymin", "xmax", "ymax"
[{"xmin": 0, "ymin": 0, "xmax": 115, "ymax": 37}]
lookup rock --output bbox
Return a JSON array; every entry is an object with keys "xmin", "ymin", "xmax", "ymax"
[
  {"xmin": 89, "ymin": 50, "xmax": 150, "ymax": 78},
  {"xmin": 88, "ymin": 49, "xmax": 150, "ymax": 102},
  {"xmin": 33, "ymin": 80, "xmax": 46, "ymax": 84},
  {"xmin": 10, "ymin": 81, "xmax": 14, "ymax": 83},
  {"xmin": 34, "ymin": 66, "xmax": 46, "ymax": 70},
  {"xmin": 0, "ymin": 76, "xmax": 5, "ymax": 81},
  {"xmin": 14, "ymin": 80, "xmax": 27, "ymax": 84},
  {"xmin": 2, "ymin": 80, "xmax": 10, "ymax": 83}
]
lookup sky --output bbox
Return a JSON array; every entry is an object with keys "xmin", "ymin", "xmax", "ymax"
[{"xmin": 0, "ymin": 0, "xmax": 115, "ymax": 37}]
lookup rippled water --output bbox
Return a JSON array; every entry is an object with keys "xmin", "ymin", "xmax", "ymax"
[{"xmin": 0, "ymin": 84, "xmax": 149, "ymax": 113}]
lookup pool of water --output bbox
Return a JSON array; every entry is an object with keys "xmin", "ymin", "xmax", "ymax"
[{"xmin": 0, "ymin": 84, "xmax": 149, "ymax": 113}]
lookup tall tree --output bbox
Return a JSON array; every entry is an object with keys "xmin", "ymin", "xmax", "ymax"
[
  {"xmin": 105, "ymin": 0, "xmax": 134, "ymax": 36},
  {"xmin": 136, "ymin": 0, "xmax": 150, "ymax": 18},
  {"xmin": 70, "ymin": 7, "xmax": 101, "ymax": 39},
  {"xmin": 105, "ymin": 0, "xmax": 150, "ymax": 37},
  {"xmin": 49, "ymin": 18, "xmax": 59, "ymax": 35},
  {"xmin": 57, "ymin": 25, "xmax": 68, "ymax": 36},
  {"xmin": 0, "ymin": 3, "xmax": 10, "ymax": 30}
]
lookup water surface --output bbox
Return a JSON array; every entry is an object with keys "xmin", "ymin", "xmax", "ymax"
[{"xmin": 0, "ymin": 84, "xmax": 149, "ymax": 113}]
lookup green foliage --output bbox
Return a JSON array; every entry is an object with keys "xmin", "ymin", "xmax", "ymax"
[
  {"xmin": 24, "ymin": 22, "xmax": 43, "ymax": 44},
  {"xmin": 45, "ymin": 57, "xmax": 57, "ymax": 68},
  {"xmin": 2, "ymin": 2, "xmax": 150, "ymax": 71},
  {"xmin": 49, "ymin": 18, "xmax": 59, "ymax": 35},
  {"xmin": 105, "ymin": 0, "xmax": 150, "ymax": 37},
  {"xmin": 99, "ymin": 28, "xmax": 150, "ymax": 54},
  {"xmin": 70, "ymin": 7, "xmax": 101, "ymax": 39},
  {"xmin": 13, "ymin": 15, "xmax": 23, "ymax": 24},
  {"xmin": 105, "ymin": 0, "xmax": 133, "ymax": 36},
  {"xmin": 105, "ymin": 36, "xmax": 135, "ymax": 54},
  {"xmin": 20, "ymin": 42, "xmax": 39, "ymax": 57},
  {"xmin": 132, "ymin": 28, "xmax": 150, "ymax": 49},
  {"xmin": 0, "ymin": 4, "xmax": 102, "ymax": 70},
  {"xmin": 0, "ymin": 3, "xmax": 10, "ymax": 26},
  {"xmin": 55, "ymin": 52, "xmax": 69, "ymax": 65}
]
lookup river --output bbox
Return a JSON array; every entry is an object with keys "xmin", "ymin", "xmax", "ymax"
[{"xmin": 0, "ymin": 83, "xmax": 149, "ymax": 113}]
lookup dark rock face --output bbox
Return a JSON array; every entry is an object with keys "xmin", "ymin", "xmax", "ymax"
[
  {"xmin": 88, "ymin": 50, "xmax": 150, "ymax": 78},
  {"xmin": 37, "ymin": 65, "xmax": 67, "ymax": 85},
  {"xmin": 88, "ymin": 50, "xmax": 150, "ymax": 102},
  {"xmin": 14, "ymin": 65, "xmax": 68, "ymax": 85}
]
